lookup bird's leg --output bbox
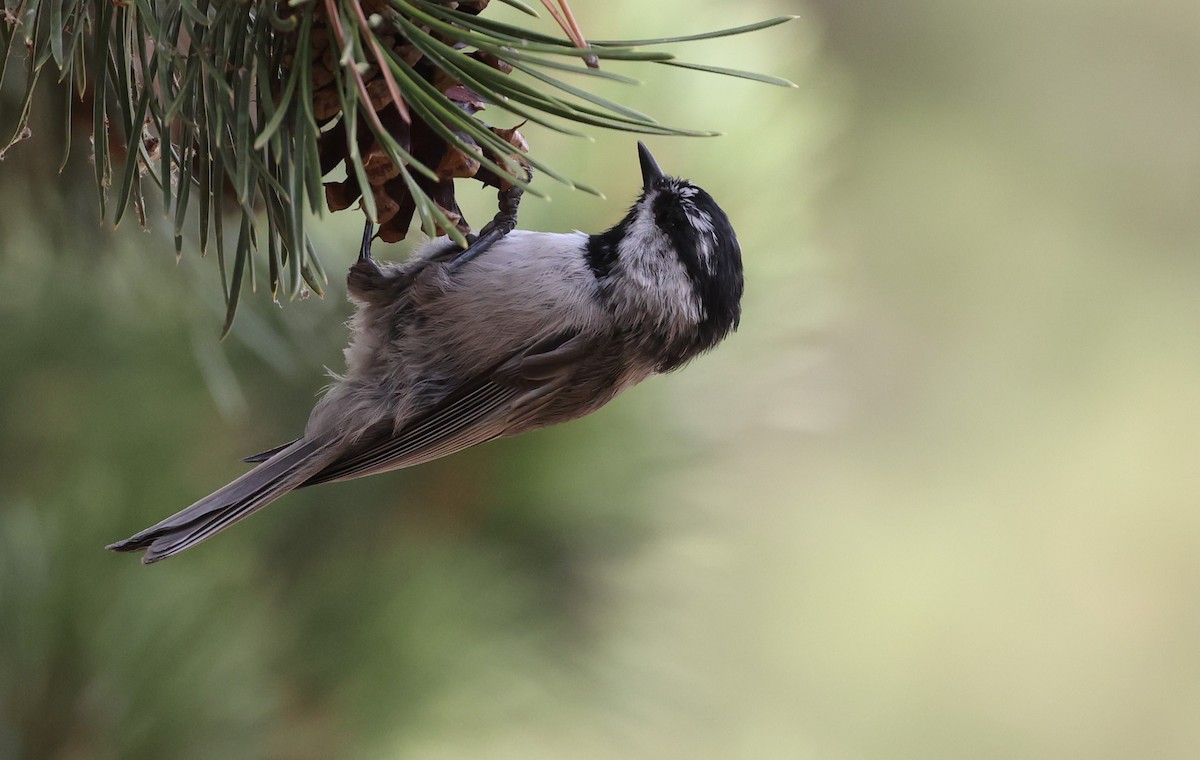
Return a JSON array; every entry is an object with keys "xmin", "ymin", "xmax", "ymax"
[
  {"xmin": 359, "ymin": 219, "xmax": 375, "ymax": 261},
  {"xmin": 447, "ymin": 182, "xmax": 526, "ymax": 273},
  {"xmin": 348, "ymin": 219, "xmax": 388, "ymax": 301}
]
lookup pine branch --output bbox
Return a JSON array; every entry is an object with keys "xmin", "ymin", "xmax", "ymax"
[{"xmin": 0, "ymin": 0, "xmax": 796, "ymax": 334}]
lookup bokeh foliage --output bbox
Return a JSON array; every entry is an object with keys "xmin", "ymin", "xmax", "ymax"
[{"xmin": 5, "ymin": 0, "xmax": 1200, "ymax": 758}]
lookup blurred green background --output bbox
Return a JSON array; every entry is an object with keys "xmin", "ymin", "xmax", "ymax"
[{"xmin": 4, "ymin": 0, "xmax": 1200, "ymax": 757}]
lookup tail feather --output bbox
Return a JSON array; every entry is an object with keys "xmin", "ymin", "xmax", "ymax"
[
  {"xmin": 108, "ymin": 438, "xmax": 339, "ymax": 563},
  {"xmin": 242, "ymin": 438, "xmax": 301, "ymax": 463}
]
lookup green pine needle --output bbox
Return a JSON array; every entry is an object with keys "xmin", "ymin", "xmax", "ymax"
[{"xmin": 0, "ymin": 0, "xmax": 795, "ymax": 331}]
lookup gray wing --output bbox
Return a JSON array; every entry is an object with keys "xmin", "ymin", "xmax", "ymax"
[
  {"xmin": 300, "ymin": 328, "xmax": 599, "ymax": 488},
  {"xmin": 243, "ymin": 242, "xmax": 473, "ymax": 465}
]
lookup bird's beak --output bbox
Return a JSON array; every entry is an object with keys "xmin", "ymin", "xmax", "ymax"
[{"xmin": 638, "ymin": 141, "xmax": 665, "ymax": 192}]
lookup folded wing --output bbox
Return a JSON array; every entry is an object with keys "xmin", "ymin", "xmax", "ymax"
[{"xmin": 301, "ymin": 327, "xmax": 595, "ymax": 487}]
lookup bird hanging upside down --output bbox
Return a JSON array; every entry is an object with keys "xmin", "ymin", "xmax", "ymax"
[{"xmin": 109, "ymin": 142, "xmax": 744, "ymax": 563}]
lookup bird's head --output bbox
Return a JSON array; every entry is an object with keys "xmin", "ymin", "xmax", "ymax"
[{"xmin": 588, "ymin": 143, "xmax": 744, "ymax": 370}]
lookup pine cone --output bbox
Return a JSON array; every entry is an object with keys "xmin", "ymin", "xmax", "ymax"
[{"xmin": 286, "ymin": 3, "xmax": 529, "ymax": 244}]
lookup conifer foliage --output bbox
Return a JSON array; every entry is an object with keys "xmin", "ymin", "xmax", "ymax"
[{"xmin": 0, "ymin": 1, "xmax": 793, "ymax": 331}]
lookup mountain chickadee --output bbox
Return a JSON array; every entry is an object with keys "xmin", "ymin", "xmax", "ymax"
[{"xmin": 109, "ymin": 142, "xmax": 743, "ymax": 563}]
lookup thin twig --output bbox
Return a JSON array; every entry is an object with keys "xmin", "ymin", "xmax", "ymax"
[
  {"xmin": 536, "ymin": 0, "xmax": 596, "ymax": 67},
  {"xmin": 536, "ymin": 0, "xmax": 570, "ymax": 37},
  {"xmin": 554, "ymin": 0, "xmax": 598, "ymax": 68}
]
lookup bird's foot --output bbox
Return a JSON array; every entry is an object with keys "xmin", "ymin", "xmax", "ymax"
[
  {"xmin": 447, "ymin": 183, "xmax": 525, "ymax": 273},
  {"xmin": 359, "ymin": 220, "xmax": 375, "ymax": 261},
  {"xmin": 348, "ymin": 220, "xmax": 386, "ymax": 300}
]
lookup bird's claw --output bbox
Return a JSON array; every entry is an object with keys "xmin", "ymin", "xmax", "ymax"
[
  {"xmin": 359, "ymin": 220, "xmax": 375, "ymax": 262},
  {"xmin": 447, "ymin": 184, "xmax": 525, "ymax": 273}
]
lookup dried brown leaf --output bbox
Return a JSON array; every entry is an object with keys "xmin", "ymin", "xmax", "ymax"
[
  {"xmin": 325, "ymin": 179, "xmax": 361, "ymax": 212},
  {"xmin": 363, "ymin": 140, "xmax": 400, "ymax": 186},
  {"xmin": 313, "ymin": 85, "xmax": 342, "ymax": 120},
  {"xmin": 437, "ymin": 139, "xmax": 482, "ymax": 180},
  {"xmin": 371, "ymin": 183, "xmax": 401, "ymax": 223}
]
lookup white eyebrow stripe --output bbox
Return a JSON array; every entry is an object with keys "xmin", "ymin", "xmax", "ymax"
[{"xmin": 689, "ymin": 208, "xmax": 713, "ymax": 232}]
